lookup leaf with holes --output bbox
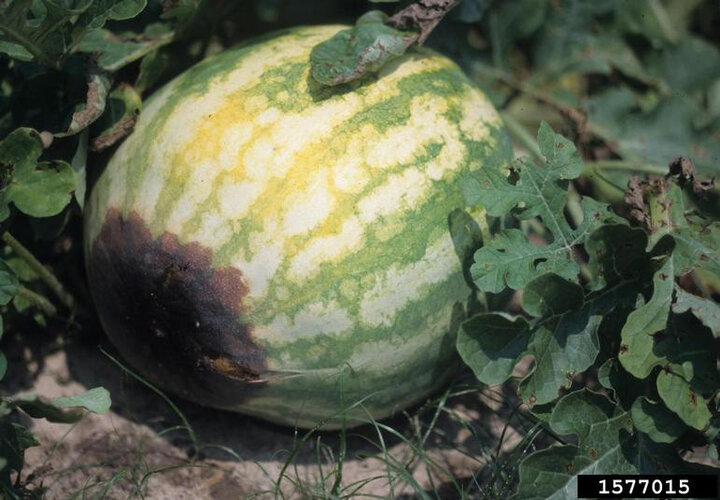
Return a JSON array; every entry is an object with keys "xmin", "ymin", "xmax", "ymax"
[
  {"xmin": 618, "ymin": 258, "xmax": 674, "ymax": 379},
  {"xmin": 468, "ymin": 122, "xmax": 620, "ymax": 293}
]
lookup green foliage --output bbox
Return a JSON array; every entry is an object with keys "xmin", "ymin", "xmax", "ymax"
[
  {"xmin": 631, "ymin": 396, "xmax": 685, "ymax": 444},
  {"xmin": 513, "ymin": 389, "xmax": 712, "ymax": 499},
  {"xmin": 0, "ymin": 0, "xmax": 196, "ymax": 494},
  {"xmin": 459, "ymin": 124, "xmax": 631, "ymax": 405},
  {"xmin": 0, "ymin": 260, "xmax": 19, "ymax": 306},
  {"xmin": 673, "ymin": 288, "xmax": 720, "ymax": 336},
  {"xmin": 7, "ymin": 387, "xmax": 111, "ymax": 424},
  {"xmin": 457, "ymin": 313, "xmax": 529, "ymax": 385},
  {"xmin": 445, "ymin": 7, "xmax": 720, "ymax": 480},
  {"xmin": 0, "ymin": 0, "xmax": 147, "ymax": 68},
  {"xmin": 309, "ymin": 1, "xmax": 462, "ymax": 86},
  {"xmin": 0, "ymin": 129, "xmax": 75, "ymax": 220},
  {"xmin": 75, "ymin": 23, "xmax": 173, "ymax": 71},
  {"xmin": 310, "ymin": 11, "xmax": 416, "ymax": 86},
  {"xmin": 1, "ymin": 388, "xmax": 110, "ymax": 494},
  {"xmin": 463, "ymin": 123, "xmax": 620, "ymax": 292},
  {"xmin": 459, "ymin": 119, "xmax": 720, "ymax": 493}
]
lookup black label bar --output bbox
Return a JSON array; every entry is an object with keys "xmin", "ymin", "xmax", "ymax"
[{"xmin": 577, "ymin": 474, "xmax": 718, "ymax": 498}]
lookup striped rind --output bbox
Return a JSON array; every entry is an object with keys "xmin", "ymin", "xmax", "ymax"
[{"xmin": 85, "ymin": 25, "xmax": 512, "ymax": 427}]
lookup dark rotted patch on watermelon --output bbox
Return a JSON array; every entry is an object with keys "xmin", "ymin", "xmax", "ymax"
[{"xmin": 88, "ymin": 209, "xmax": 268, "ymax": 408}]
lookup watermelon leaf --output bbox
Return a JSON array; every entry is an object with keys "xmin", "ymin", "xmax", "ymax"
[
  {"xmin": 672, "ymin": 287, "xmax": 720, "ymax": 337},
  {"xmin": 55, "ymin": 62, "xmax": 112, "ymax": 138},
  {"xmin": 7, "ymin": 387, "xmax": 111, "ymax": 424},
  {"xmin": 631, "ymin": 396, "xmax": 685, "ymax": 444},
  {"xmin": 76, "ymin": 0, "xmax": 148, "ymax": 30},
  {"xmin": 310, "ymin": 1, "xmax": 461, "ymax": 86},
  {"xmin": 513, "ymin": 389, "xmax": 703, "ymax": 499},
  {"xmin": 656, "ymin": 366, "xmax": 712, "ymax": 431},
  {"xmin": 0, "ymin": 129, "xmax": 76, "ymax": 221},
  {"xmin": 91, "ymin": 84, "xmax": 143, "ymax": 152},
  {"xmin": 618, "ymin": 258, "xmax": 674, "ymax": 379},
  {"xmin": 74, "ymin": 23, "xmax": 174, "ymax": 72},
  {"xmin": 0, "ymin": 0, "xmax": 149, "ymax": 67},
  {"xmin": 309, "ymin": 11, "xmax": 417, "ymax": 86},
  {"xmin": 459, "ymin": 121, "xmax": 718, "ymax": 485},
  {"xmin": 518, "ymin": 277, "xmax": 636, "ymax": 405},
  {"xmin": 597, "ymin": 358, "xmax": 644, "ymax": 411},
  {"xmin": 467, "ymin": 122, "xmax": 620, "ymax": 293},
  {"xmin": 456, "ymin": 312, "xmax": 530, "ymax": 385}
]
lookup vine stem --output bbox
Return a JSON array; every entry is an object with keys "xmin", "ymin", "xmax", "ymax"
[
  {"xmin": 3, "ymin": 232, "xmax": 76, "ymax": 311},
  {"xmin": 581, "ymin": 160, "xmax": 669, "ymax": 195},
  {"xmin": 584, "ymin": 160, "xmax": 667, "ymax": 176},
  {"xmin": 18, "ymin": 286, "xmax": 57, "ymax": 317},
  {"xmin": 500, "ymin": 112, "xmax": 544, "ymax": 163}
]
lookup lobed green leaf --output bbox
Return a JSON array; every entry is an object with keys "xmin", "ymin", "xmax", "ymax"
[{"xmin": 469, "ymin": 122, "xmax": 619, "ymax": 293}]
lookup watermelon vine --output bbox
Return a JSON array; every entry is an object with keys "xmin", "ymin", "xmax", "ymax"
[{"xmin": 456, "ymin": 122, "xmax": 720, "ymax": 492}]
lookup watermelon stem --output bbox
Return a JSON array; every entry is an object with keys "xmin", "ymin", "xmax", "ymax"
[
  {"xmin": 17, "ymin": 285, "xmax": 57, "ymax": 317},
  {"xmin": 3, "ymin": 232, "xmax": 77, "ymax": 313},
  {"xmin": 500, "ymin": 112, "xmax": 544, "ymax": 164}
]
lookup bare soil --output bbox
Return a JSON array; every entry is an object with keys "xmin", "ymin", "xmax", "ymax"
[{"xmin": 5, "ymin": 335, "xmax": 529, "ymax": 499}]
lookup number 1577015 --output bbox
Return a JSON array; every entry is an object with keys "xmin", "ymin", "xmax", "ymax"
[
  {"xmin": 599, "ymin": 478, "xmax": 688, "ymax": 496},
  {"xmin": 577, "ymin": 474, "xmax": 717, "ymax": 498}
]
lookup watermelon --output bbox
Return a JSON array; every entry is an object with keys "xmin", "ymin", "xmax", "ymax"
[{"xmin": 84, "ymin": 25, "xmax": 511, "ymax": 428}]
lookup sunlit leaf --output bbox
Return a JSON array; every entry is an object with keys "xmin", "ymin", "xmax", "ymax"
[
  {"xmin": 672, "ymin": 287, "xmax": 720, "ymax": 337},
  {"xmin": 467, "ymin": 122, "xmax": 619, "ymax": 292},
  {"xmin": 618, "ymin": 258, "xmax": 673, "ymax": 378},
  {"xmin": 0, "ymin": 128, "xmax": 75, "ymax": 220},
  {"xmin": 9, "ymin": 387, "xmax": 111, "ymax": 424},
  {"xmin": 310, "ymin": 11, "xmax": 417, "ymax": 86},
  {"xmin": 631, "ymin": 396, "xmax": 686, "ymax": 443},
  {"xmin": 656, "ymin": 365, "xmax": 711, "ymax": 431},
  {"xmin": 75, "ymin": 23, "xmax": 173, "ymax": 72}
]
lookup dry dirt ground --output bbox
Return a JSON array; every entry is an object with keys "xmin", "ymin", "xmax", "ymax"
[{"xmin": 5, "ymin": 335, "xmax": 530, "ymax": 499}]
